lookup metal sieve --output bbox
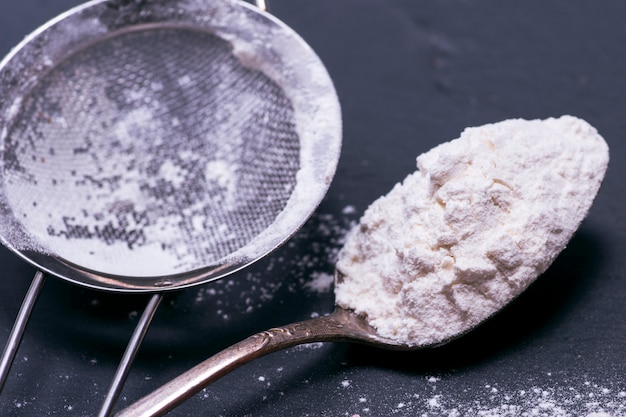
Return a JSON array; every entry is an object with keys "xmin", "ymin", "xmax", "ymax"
[{"xmin": 0, "ymin": 0, "xmax": 341, "ymax": 415}]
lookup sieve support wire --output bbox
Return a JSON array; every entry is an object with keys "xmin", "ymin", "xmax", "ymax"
[
  {"xmin": 254, "ymin": 0, "xmax": 269, "ymax": 12},
  {"xmin": 0, "ymin": 270, "xmax": 47, "ymax": 393},
  {"xmin": 98, "ymin": 293, "xmax": 163, "ymax": 417}
]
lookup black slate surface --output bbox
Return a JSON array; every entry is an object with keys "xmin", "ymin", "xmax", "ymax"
[{"xmin": 1, "ymin": 1, "xmax": 625, "ymax": 416}]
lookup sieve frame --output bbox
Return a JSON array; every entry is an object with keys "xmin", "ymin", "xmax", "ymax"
[{"xmin": 0, "ymin": 0, "xmax": 342, "ymax": 293}]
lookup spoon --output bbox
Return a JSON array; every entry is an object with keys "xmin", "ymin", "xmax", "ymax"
[
  {"xmin": 116, "ymin": 115, "xmax": 610, "ymax": 416},
  {"xmin": 115, "ymin": 302, "xmax": 428, "ymax": 417}
]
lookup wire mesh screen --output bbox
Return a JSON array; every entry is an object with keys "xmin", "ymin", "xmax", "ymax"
[{"xmin": 2, "ymin": 26, "xmax": 300, "ymax": 277}]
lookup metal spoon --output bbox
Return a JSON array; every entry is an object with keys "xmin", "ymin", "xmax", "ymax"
[{"xmin": 115, "ymin": 299, "xmax": 441, "ymax": 417}]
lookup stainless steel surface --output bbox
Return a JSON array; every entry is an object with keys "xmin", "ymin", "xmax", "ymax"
[
  {"xmin": 98, "ymin": 294, "xmax": 162, "ymax": 417},
  {"xmin": 117, "ymin": 268, "xmax": 509, "ymax": 416},
  {"xmin": 0, "ymin": 0, "xmax": 340, "ymax": 414},
  {"xmin": 0, "ymin": 0, "xmax": 341, "ymax": 291},
  {"xmin": 254, "ymin": 0, "xmax": 269, "ymax": 12},
  {"xmin": 0, "ymin": 271, "xmax": 46, "ymax": 391},
  {"xmin": 116, "ymin": 307, "xmax": 412, "ymax": 417}
]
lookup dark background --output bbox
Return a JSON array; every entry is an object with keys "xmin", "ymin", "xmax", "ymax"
[{"xmin": 1, "ymin": 1, "xmax": 625, "ymax": 416}]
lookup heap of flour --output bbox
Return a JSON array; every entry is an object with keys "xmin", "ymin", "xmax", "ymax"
[{"xmin": 334, "ymin": 116, "xmax": 609, "ymax": 347}]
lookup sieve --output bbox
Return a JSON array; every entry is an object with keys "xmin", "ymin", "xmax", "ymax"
[{"xmin": 0, "ymin": 0, "xmax": 341, "ymax": 415}]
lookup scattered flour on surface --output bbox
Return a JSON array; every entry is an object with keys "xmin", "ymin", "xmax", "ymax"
[
  {"xmin": 304, "ymin": 271, "xmax": 334, "ymax": 293},
  {"xmin": 192, "ymin": 207, "xmax": 356, "ymax": 317},
  {"xmin": 347, "ymin": 376, "xmax": 626, "ymax": 417},
  {"xmin": 335, "ymin": 116, "xmax": 609, "ymax": 347}
]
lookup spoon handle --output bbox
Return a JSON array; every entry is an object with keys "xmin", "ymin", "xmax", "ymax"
[{"xmin": 115, "ymin": 309, "xmax": 373, "ymax": 417}]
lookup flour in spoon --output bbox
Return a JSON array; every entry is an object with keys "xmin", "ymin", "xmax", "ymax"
[{"xmin": 334, "ymin": 116, "xmax": 609, "ymax": 347}]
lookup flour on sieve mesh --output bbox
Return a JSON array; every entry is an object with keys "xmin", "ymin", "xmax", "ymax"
[{"xmin": 2, "ymin": 28, "xmax": 301, "ymax": 277}]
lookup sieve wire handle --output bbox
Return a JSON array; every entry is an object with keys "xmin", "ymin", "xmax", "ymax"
[
  {"xmin": 0, "ymin": 270, "xmax": 46, "ymax": 393},
  {"xmin": 254, "ymin": 0, "xmax": 269, "ymax": 12},
  {"xmin": 98, "ymin": 293, "xmax": 163, "ymax": 417}
]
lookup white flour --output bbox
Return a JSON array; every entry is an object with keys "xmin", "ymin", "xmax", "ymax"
[
  {"xmin": 343, "ymin": 375, "xmax": 626, "ymax": 417},
  {"xmin": 334, "ymin": 116, "xmax": 609, "ymax": 347}
]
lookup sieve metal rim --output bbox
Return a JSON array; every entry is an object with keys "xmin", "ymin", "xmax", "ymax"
[{"xmin": 0, "ymin": 0, "xmax": 342, "ymax": 293}]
